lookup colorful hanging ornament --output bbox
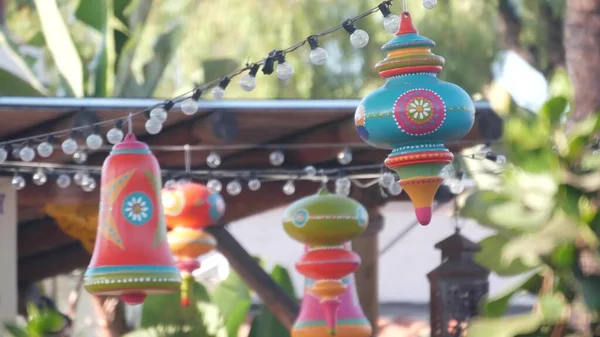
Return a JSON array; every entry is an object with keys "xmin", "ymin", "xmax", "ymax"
[
  {"xmin": 162, "ymin": 181, "xmax": 225, "ymax": 306},
  {"xmin": 83, "ymin": 133, "xmax": 181, "ymax": 305},
  {"xmin": 356, "ymin": 12, "xmax": 475, "ymax": 226},
  {"xmin": 292, "ymin": 244, "xmax": 372, "ymax": 337},
  {"xmin": 283, "ymin": 188, "xmax": 368, "ymax": 336}
]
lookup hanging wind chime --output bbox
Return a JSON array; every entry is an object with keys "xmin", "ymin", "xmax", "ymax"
[
  {"xmin": 356, "ymin": 10, "xmax": 475, "ymax": 226},
  {"xmin": 162, "ymin": 181, "xmax": 225, "ymax": 306},
  {"xmin": 83, "ymin": 125, "xmax": 181, "ymax": 305},
  {"xmin": 283, "ymin": 188, "xmax": 368, "ymax": 336}
]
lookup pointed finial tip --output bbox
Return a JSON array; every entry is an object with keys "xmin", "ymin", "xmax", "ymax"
[{"xmin": 396, "ymin": 11, "xmax": 418, "ymax": 36}]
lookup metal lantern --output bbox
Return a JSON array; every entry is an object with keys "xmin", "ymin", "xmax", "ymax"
[
  {"xmin": 427, "ymin": 230, "xmax": 490, "ymax": 337},
  {"xmin": 293, "ymin": 244, "xmax": 372, "ymax": 337},
  {"xmin": 162, "ymin": 182, "xmax": 225, "ymax": 306},
  {"xmin": 283, "ymin": 188, "xmax": 369, "ymax": 336},
  {"xmin": 84, "ymin": 133, "xmax": 181, "ymax": 305},
  {"xmin": 356, "ymin": 11, "xmax": 475, "ymax": 226}
]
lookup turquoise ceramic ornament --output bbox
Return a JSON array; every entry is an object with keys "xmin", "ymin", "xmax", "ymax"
[
  {"xmin": 356, "ymin": 11, "xmax": 475, "ymax": 226},
  {"xmin": 283, "ymin": 188, "xmax": 368, "ymax": 247}
]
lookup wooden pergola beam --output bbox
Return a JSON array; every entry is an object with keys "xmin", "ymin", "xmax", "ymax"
[
  {"xmin": 18, "ymin": 242, "xmax": 90, "ymax": 283},
  {"xmin": 205, "ymin": 226, "xmax": 299, "ymax": 329},
  {"xmin": 18, "ymin": 217, "xmax": 77, "ymax": 258}
]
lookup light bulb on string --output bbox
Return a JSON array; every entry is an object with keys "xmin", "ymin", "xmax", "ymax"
[
  {"xmin": 304, "ymin": 165, "xmax": 317, "ymax": 177},
  {"xmin": 56, "ymin": 174, "xmax": 71, "ymax": 188},
  {"xmin": 11, "ymin": 173, "xmax": 25, "ymax": 190},
  {"xmin": 150, "ymin": 101, "xmax": 173, "ymax": 124},
  {"xmin": 212, "ymin": 77, "xmax": 230, "ymax": 100},
  {"xmin": 61, "ymin": 136, "xmax": 78, "ymax": 155},
  {"xmin": 335, "ymin": 176, "xmax": 352, "ymax": 190},
  {"xmin": 73, "ymin": 150, "xmax": 88, "ymax": 164},
  {"xmin": 37, "ymin": 137, "xmax": 54, "ymax": 158},
  {"xmin": 73, "ymin": 170, "xmax": 88, "ymax": 186},
  {"xmin": 226, "ymin": 180, "xmax": 242, "ymax": 196},
  {"xmin": 485, "ymin": 152, "xmax": 507, "ymax": 165},
  {"xmin": 107, "ymin": 120, "xmax": 125, "ymax": 145},
  {"xmin": 33, "ymin": 168, "xmax": 47, "ymax": 186},
  {"xmin": 145, "ymin": 116, "xmax": 162, "ymax": 135},
  {"xmin": 207, "ymin": 178, "xmax": 222, "ymax": 193},
  {"xmin": 307, "ymin": 36, "xmax": 328, "ymax": 66},
  {"xmin": 240, "ymin": 64, "xmax": 260, "ymax": 92},
  {"xmin": 379, "ymin": 2, "xmax": 400, "ymax": 34},
  {"xmin": 343, "ymin": 20, "xmax": 369, "ymax": 48},
  {"xmin": 181, "ymin": 89, "xmax": 202, "ymax": 116},
  {"xmin": 379, "ymin": 171, "xmax": 395, "ymax": 188},
  {"xmin": 283, "ymin": 179, "xmax": 296, "ymax": 195},
  {"xmin": 423, "ymin": 0, "xmax": 438, "ymax": 10},
  {"xmin": 275, "ymin": 52, "xmax": 294, "ymax": 81},
  {"xmin": 448, "ymin": 179, "xmax": 465, "ymax": 195},
  {"xmin": 0, "ymin": 146, "xmax": 7, "ymax": 163},
  {"xmin": 81, "ymin": 175, "xmax": 97, "ymax": 192},
  {"xmin": 206, "ymin": 152, "xmax": 221, "ymax": 168},
  {"xmin": 19, "ymin": 143, "xmax": 35, "ymax": 162},
  {"xmin": 337, "ymin": 147, "xmax": 353, "ymax": 165},
  {"xmin": 336, "ymin": 185, "xmax": 351, "ymax": 196},
  {"xmin": 248, "ymin": 178, "xmax": 261, "ymax": 191},
  {"xmin": 388, "ymin": 182, "xmax": 403, "ymax": 196},
  {"xmin": 86, "ymin": 126, "xmax": 103, "ymax": 150},
  {"xmin": 269, "ymin": 150, "xmax": 285, "ymax": 166},
  {"xmin": 164, "ymin": 179, "xmax": 177, "ymax": 188}
]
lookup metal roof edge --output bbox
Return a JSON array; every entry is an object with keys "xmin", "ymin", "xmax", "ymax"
[{"xmin": 0, "ymin": 97, "xmax": 493, "ymax": 112}]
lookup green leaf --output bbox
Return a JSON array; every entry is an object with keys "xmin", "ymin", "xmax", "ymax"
[
  {"xmin": 211, "ymin": 270, "xmax": 251, "ymax": 337},
  {"xmin": 481, "ymin": 273, "xmax": 542, "ymax": 317},
  {"xmin": 550, "ymin": 243, "xmax": 577, "ymax": 268},
  {"xmin": 75, "ymin": 0, "xmax": 115, "ymax": 97},
  {"xmin": 0, "ymin": 31, "xmax": 48, "ymax": 96},
  {"xmin": 467, "ymin": 313, "xmax": 543, "ymax": 337},
  {"xmin": 33, "ymin": 0, "xmax": 83, "ymax": 97},
  {"xmin": 556, "ymin": 184, "xmax": 582, "ymax": 218},
  {"xmin": 501, "ymin": 215, "xmax": 580, "ymax": 267},
  {"xmin": 537, "ymin": 293, "xmax": 569, "ymax": 324},
  {"xmin": 248, "ymin": 265, "xmax": 297, "ymax": 337},
  {"xmin": 461, "ymin": 191, "xmax": 550, "ymax": 233},
  {"xmin": 539, "ymin": 96, "xmax": 568, "ymax": 128},
  {"xmin": 476, "ymin": 235, "xmax": 537, "ymax": 276},
  {"xmin": 141, "ymin": 280, "xmax": 227, "ymax": 337},
  {"xmin": 115, "ymin": 22, "xmax": 183, "ymax": 97},
  {"xmin": 3, "ymin": 323, "xmax": 29, "ymax": 337}
]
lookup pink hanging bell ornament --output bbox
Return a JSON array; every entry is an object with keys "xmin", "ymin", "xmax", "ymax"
[
  {"xmin": 83, "ymin": 132, "xmax": 181, "ymax": 305},
  {"xmin": 356, "ymin": 12, "xmax": 475, "ymax": 226}
]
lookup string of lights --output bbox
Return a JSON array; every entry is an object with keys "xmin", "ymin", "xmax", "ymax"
[{"xmin": 0, "ymin": 0, "xmax": 446, "ymax": 165}]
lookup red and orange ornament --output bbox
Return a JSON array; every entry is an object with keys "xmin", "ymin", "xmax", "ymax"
[
  {"xmin": 162, "ymin": 181, "xmax": 225, "ymax": 306},
  {"xmin": 283, "ymin": 188, "xmax": 368, "ymax": 336},
  {"xmin": 83, "ymin": 133, "xmax": 181, "ymax": 305}
]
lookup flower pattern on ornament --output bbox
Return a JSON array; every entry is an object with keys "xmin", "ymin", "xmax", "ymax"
[
  {"xmin": 293, "ymin": 209, "xmax": 309, "ymax": 227},
  {"xmin": 394, "ymin": 89, "xmax": 446, "ymax": 136},
  {"xmin": 122, "ymin": 192, "xmax": 153, "ymax": 226}
]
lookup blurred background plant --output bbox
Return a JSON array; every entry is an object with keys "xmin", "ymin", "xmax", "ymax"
[
  {"xmin": 0, "ymin": 0, "xmax": 569, "ymax": 106},
  {"xmin": 460, "ymin": 95, "xmax": 600, "ymax": 336}
]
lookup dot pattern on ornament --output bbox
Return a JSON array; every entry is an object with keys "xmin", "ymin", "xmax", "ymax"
[
  {"xmin": 122, "ymin": 192, "xmax": 153, "ymax": 226},
  {"xmin": 86, "ymin": 276, "xmax": 180, "ymax": 285},
  {"xmin": 394, "ymin": 89, "xmax": 446, "ymax": 136},
  {"xmin": 287, "ymin": 210, "xmax": 364, "ymax": 227}
]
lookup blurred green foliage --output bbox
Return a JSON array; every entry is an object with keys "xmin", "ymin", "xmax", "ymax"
[
  {"xmin": 126, "ymin": 264, "xmax": 297, "ymax": 337},
  {"xmin": 461, "ymin": 95, "xmax": 600, "ymax": 336},
  {"xmin": 1, "ymin": 0, "xmax": 501, "ymax": 99}
]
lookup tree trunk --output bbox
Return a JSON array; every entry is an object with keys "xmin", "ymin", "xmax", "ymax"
[{"xmin": 565, "ymin": 0, "xmax": 600, "ymax": 120}]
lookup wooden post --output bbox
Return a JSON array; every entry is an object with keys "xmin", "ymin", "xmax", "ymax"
[{"xmin": 352, "ymin": 211, "xmax": 384, "ymax": 337}]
